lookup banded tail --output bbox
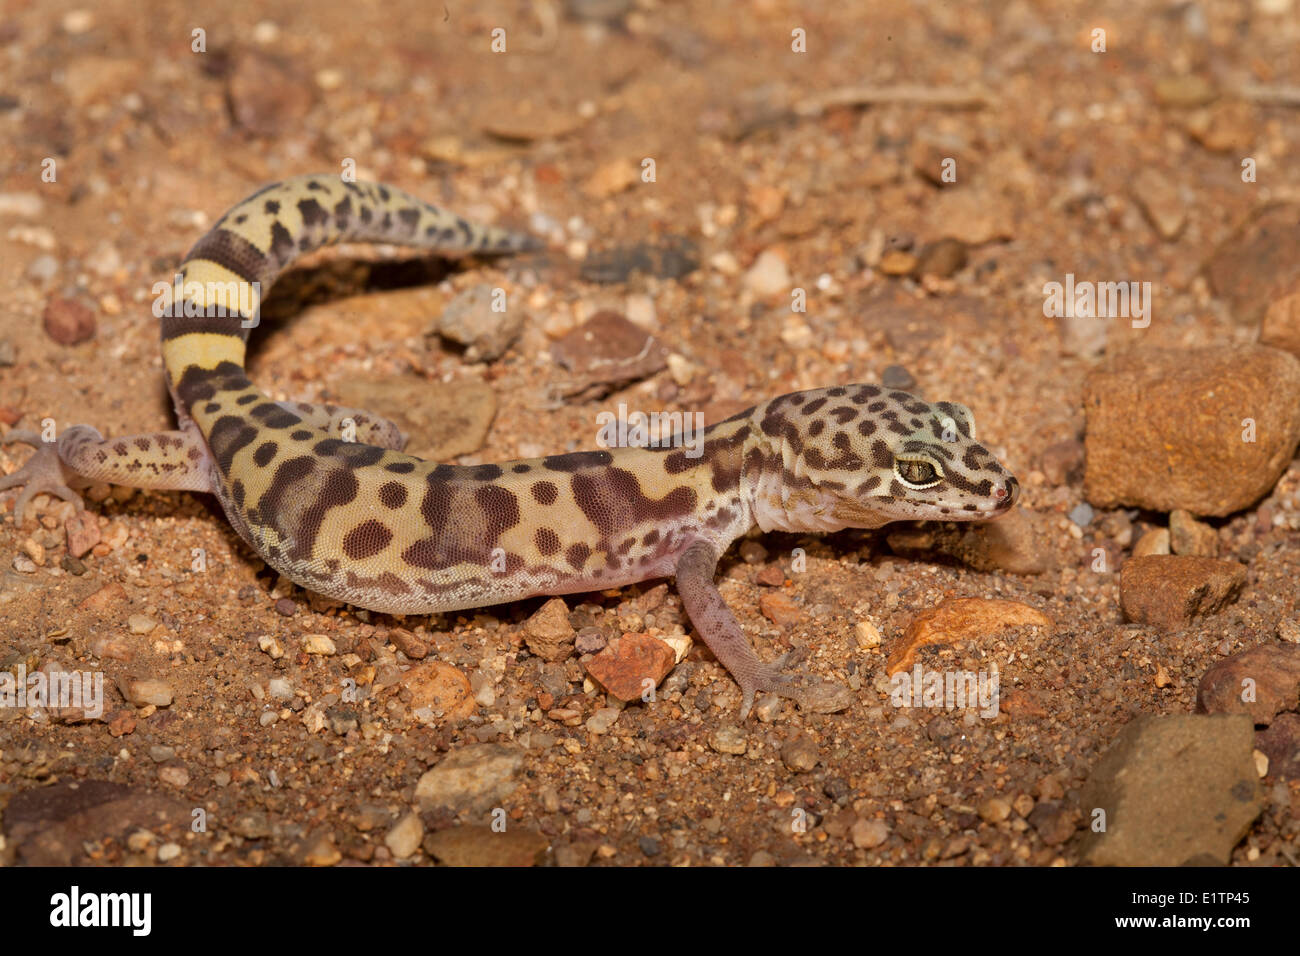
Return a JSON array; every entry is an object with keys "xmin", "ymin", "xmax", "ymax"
[{"xmin": 160, "ymin": 175, "xmax": 539, "ymax": 393}]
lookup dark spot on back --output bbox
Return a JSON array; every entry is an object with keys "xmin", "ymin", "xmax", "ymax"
[
  {"xmin": 531, "ymin": 480, "xmax": 558, "ymax": 505},
  {"xmin": 252, "ymin": 441, "xmax": 279, "ymax": 467},
  {"xmin": 543, "ymin": 450, "xmax": 613, "ymax": 472},
  {"xmin": 535, "ymin": 528, "xmax": 561, "ymax": 556},
  {"xmin": 379, "ymin": 481, "xmax": 408, "ymax": 509},
  {"xmin": 342, "ymin": 519, "xmax": 392, "ymax": 560},
  {"xmin": 565, "ymin": 542, "xmax": 591, "ymax": 570}
]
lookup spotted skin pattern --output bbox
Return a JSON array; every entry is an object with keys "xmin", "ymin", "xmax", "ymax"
[{"xmin": 1, "ymin": 176, "xmax": 1020, "ymax": 718}]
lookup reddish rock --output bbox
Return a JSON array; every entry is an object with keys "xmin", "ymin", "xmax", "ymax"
[
  {"xmin": 1000, "ymin": 688, "xmax": 1049, "ymax": 719},
  {"xmin": 584, "ymin": 632, "xmax": 676, "ymax": 702},
  {"xmin": 42, "ymin": 297, "xmax": 95, "ymax": 345},
  {"xmin": 77, "ymin": 581, "xmax": 127, "ymax": 612},
  {"xmin": 758, "ymin": 590, "xmax": 801, "ymax": 626},
  {"xmin": 387, "ymin": 627, "xmax": 429, "ymax": 660},
  {"xmin": 888, "ymin": 598, "xmax": 1052, "ymax": 675},
  {"xmin": 1084, "ymin": 346, "xmax": 1300, "ymax": 515},
  {"xmin": 64, "ymin": 510, "xmax": 101, "ymax": 558},
  {"xmin": 1119, "ymin": 555, "xmax": 1246, "ymax": 628},
  {"xmin": 106, "ymin": 709, "xmax": 137, "ymax": 737},
  {"xmin": 550, "ymin": 311, "xmax": 669, "ymax": 398},
  {"xmin": 401, "ymin": 661, "xmax": 475, "ymax": 721},
  {"xmin": 1204, "ymin": 204, "xmax": 1300, "ymax": 326},
  {"xmin": 1196, "ymin": 643, "xmax": 1300, "ymax": 726}
]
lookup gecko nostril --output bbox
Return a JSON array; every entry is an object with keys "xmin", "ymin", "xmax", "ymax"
[{"xmin": 1003, "ymin": 476, "xmax": 1020, "ymax": 505}]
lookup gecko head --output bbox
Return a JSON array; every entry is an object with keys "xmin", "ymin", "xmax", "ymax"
[{"xmin": 749, "ymin": 385, "xmax": 1019, "ymax": 533}]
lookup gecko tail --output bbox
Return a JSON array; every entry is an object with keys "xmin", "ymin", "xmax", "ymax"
[{"xmin": 159, "ymin": 175, "xmax": 538, "ymax": 385}]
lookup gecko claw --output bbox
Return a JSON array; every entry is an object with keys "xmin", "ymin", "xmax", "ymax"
[
  {"xmin": 742, "ymin": 648, "xmax": 853, "ymax": 717},
  {"xmin": 0, "ymin": 430, "xmax": 85, "ymax": 525}
]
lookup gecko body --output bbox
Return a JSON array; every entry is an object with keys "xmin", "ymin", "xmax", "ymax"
[{"xmin": 2, "ymin": 176, "xmax": 1019, "ymax": 717}]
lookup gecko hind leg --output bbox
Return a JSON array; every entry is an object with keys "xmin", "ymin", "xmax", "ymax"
[
  {"xmin": 277, "ymin": 401, "xmax": 406, "ymax": 450},
  {"xmin": 675, "ymin": 540, "xmax": 854, "ymax": 719},
  {"xmin": 2, "ymin": 424, "xmax": 213, "ymax": 525}
]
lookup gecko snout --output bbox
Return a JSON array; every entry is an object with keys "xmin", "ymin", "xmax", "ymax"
[{"xmin": 995, "ymin": 476, "xmax": 1020, "ymax": 508}]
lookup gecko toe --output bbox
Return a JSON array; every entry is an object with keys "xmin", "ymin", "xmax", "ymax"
[
  {"xmin": 0, "ymin": 435, "xmax": 84, "ymax": 524},
  {"xmin": 750, "ymin": 658, "xmax": 853, "ymax": 716},
  {"xmin": 796, "ymin": 680, "xmax": 853, "ymax": 714}
]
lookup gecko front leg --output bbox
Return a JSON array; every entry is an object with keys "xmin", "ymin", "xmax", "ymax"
[{"xmin": 675, "ymin": 539, "xmax": 853, "ymax": 719}]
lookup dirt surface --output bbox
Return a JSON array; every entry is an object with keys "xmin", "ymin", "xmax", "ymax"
[{"xmin": 2, "ymin": 1, "xmax": 1299, "ymax": 867}]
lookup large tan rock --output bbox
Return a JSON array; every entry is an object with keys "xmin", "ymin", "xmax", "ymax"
[
  {"xmin": 1084, "ymin": 345, "xmax": 1300, "ymax": 515},
  {"xmin": 1078, "ymin": 715, "xmax": 1261, "ymax": 866},
  {"xmin": 1119, "ymin": 555, "xmax": 1246, "ymax": 628}
]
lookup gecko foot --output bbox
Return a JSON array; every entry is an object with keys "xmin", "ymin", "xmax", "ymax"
[
  {"xmin": 0, "ymin": 429, "xmax": 87, "ymax": 525},
  {"xmin": 740, "ymin": 647, "xmax": 854, "ymax": 719}
]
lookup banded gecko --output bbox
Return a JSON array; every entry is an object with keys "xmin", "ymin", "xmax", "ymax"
[{"xmin": 2, "ymin": 176, "xmax": 1020, "ymax": 718}]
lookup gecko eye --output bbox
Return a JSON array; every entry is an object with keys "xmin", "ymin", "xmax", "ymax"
[{"xmin": 894, "ymin": 457, "xmax": 941, "ymax": 489}]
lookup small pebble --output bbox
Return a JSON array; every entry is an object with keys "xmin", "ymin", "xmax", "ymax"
[
  {"xmin": 158, "ymin": 766, "xmax": 189, "ymax": 787},
  {"xmin": 120, "ymin": 677, "xmax": 174, "ymax": 707},
  {"xmin": 42, "ymin": 296, "xmax": 95, "ymax": 345},
  {"xmin": 585, "ymin": 707, "xmax": 621, "ymax": 735},
  {"xmin": 303, "ymin": 634, "xmax": 336, "ymax": 655},
  {"xmin": 978, "ymin": 797, "xmax": 1012, "ymax": 823},
  {"xmin": 880, "ymin": 365, "xmax": 916, "ymax": 389},
  {"xmin": 25, "ymin": 255, "xmax": 58, "ymax": 282},
  {"xmin": 851, "ymin": 819, "xmax": 890, "ymax": 849},
  {"xmin": 62, "ymin": 9, "xmax": 95, "ymax": 33},
  {"xmin": 573, "ymin": 626, "xmax": 608, "ymax": 655},
  {"xmin": 742, "ymin": 249, "xmax": 791, "ymax": 297},
  {"xmin": 385, "ymin": 812, "xmax": 424, "ymax": 860},
  {"xmin": 753, "ymin": 694, "xmax": 783, "ymax": 722},
  {"xmin": 709, "ymin": 724, "xmax": 748, "ymax": 755},
  {"xmin": 780, "ymin": 736, "xmax": 819, "ymax": 772},
  {"xmin": 855, "ymin": 620, "xmax": 882, "ymax": 649}
]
